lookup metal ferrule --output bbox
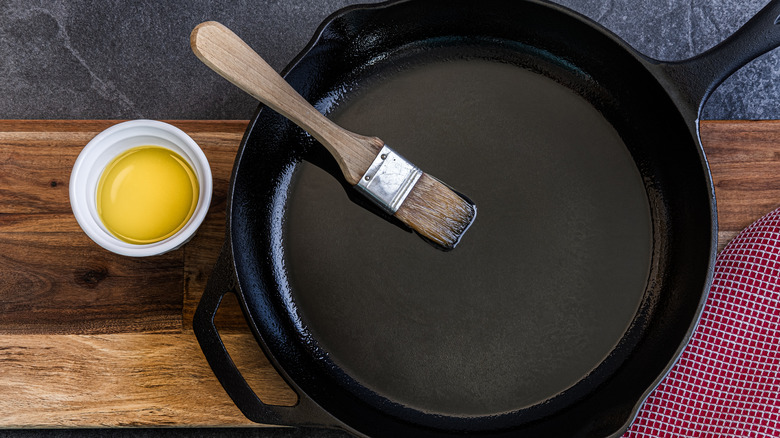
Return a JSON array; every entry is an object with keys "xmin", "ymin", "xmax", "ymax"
[{"xmin": 355, "ymin": 145, "xmax": 422, "ymax": 214}]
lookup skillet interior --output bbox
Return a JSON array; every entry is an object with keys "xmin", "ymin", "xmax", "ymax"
[
  {"xmin": 287, "ymin": 52, "xmax": 651, "ymax": 415},
  {"xmin": 229, "ymin": 0, "xmax": 714, "ymax": 435}
]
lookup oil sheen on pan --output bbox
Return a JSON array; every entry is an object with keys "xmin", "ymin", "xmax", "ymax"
[{"xmin": 284, "ymin": 57, "xmax": 652, "ymax": 416}]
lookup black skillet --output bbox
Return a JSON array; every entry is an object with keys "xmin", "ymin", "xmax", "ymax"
[{"xmin": 194, "ymin": 0, "xmax": 780, "ymax": 436}]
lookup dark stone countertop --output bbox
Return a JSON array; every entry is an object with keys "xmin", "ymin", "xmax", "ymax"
[
  {"xmin": 0, "ymin": 1, "xmax": 778, "ymax": 438},
  {"xmin": 2, "ymin": 0, "xmax": 778, "ymax": 121}
]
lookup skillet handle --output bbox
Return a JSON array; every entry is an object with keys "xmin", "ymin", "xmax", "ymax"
[
  {"xmin": 656, "ymin": 0, "xmax": 780, "ymax": 116},
  {"xmin": 193, "ymin": 245, "xmax": 341, "ymax": 429}
]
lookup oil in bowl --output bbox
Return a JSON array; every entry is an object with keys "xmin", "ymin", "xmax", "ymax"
[{"xmin": 96, "ymin": 145, "xmax": 199, "ymax": 244}]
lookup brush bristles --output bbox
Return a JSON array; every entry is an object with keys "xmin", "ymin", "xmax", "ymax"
[{"xmin": 394, "ymin": 173, "xmax": 476, "ymax": 250}]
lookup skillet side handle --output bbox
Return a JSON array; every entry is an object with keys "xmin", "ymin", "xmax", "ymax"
[
  {"xmin": 193, "ymin": 245, "xmax": 342, "ymax": 430},
  {"xmin": 655, "ymin": 0, "xmax": 780, "ymax": 117}
]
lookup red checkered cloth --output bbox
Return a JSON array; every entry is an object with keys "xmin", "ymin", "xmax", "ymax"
[{"xmin": 624, "ymin": 208, "xmax": 780, "ymax": 437}]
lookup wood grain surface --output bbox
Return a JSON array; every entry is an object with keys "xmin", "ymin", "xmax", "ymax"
[{"xmin": 0, "ymin": 119, "xmax": 778, "ymax": 427}]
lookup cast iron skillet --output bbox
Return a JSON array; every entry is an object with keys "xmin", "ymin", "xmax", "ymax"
[{"xmin": 194, "ymin": 0, "xmax": 780, "ymax": 436}]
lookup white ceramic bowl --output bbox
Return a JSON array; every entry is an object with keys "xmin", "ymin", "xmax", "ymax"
[{"xmin": 69, "ymin": 120, "xmax": 212, "ymax": 257}]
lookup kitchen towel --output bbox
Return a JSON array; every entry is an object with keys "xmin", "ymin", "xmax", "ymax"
[{"xmin": 624, "ymin": 207, "xmax": 780, "ymax": 437}]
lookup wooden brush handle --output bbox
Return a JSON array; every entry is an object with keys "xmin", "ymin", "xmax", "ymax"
[{"xmin": 190, "ymin": 21, "xmax": 383, "ymax": 184}]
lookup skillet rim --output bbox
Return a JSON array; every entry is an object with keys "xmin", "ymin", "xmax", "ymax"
[{"xmin": 222, "ymin": 0, "xmax": 717, "ymax": 435}]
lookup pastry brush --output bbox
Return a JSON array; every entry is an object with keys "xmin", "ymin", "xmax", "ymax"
[{"xmin": 190, "ymin": 21, "xmax": 476, "ymax": 250}]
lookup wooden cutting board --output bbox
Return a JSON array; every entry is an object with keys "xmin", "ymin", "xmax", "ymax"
[{"xmin": 0, "ymin": 119, "xmax": 778, "ymax": 427}]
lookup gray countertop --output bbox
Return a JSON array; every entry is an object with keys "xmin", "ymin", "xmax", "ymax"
[
  {"xmin": 2, "ymin": 0, "xmax": 778, "ymax": 121},
  {"xmin": 0, "ymin": 1, "xmax": 777, "ymax": 438}
]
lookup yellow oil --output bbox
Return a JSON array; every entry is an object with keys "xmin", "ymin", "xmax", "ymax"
[{"xmin": 96, "ymin": 145, "xmax": 199, "ymax": 244}]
